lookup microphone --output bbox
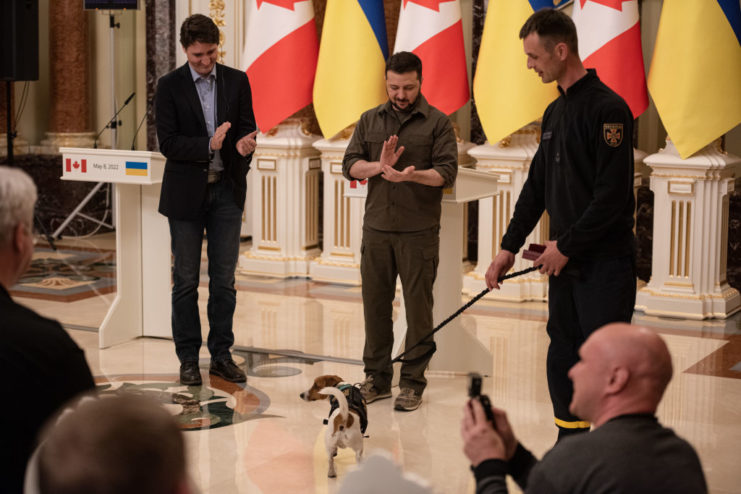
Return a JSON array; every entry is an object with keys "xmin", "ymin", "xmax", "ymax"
[
  {"xmin": 93, "ymin": 91, "xmax": 136, "ymax": 148},
  {"xmin": 130, "ymin": 106, "xmax": 152, "ymax": 151}
]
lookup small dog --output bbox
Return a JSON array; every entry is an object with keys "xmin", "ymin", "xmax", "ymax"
[{"xmin": 300, "ymin": 375, "xmax": 367, "ymax": 478}]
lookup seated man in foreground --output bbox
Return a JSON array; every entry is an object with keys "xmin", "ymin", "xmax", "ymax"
[
  {"xmin": 0, "ymin": 166, "xmax": 95, "ymax": 493},
  {"xmin": 461, "ymin": 323, "xmax": 707, "ymax": 494}
]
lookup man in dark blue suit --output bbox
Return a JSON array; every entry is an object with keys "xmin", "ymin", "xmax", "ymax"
[{"xmin": 155, "ymin": 14, "xmax": 257, "ymax": 385}]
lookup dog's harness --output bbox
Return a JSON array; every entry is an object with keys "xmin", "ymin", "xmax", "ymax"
[{"xmin": 322, "ymin": 384, "xmax": 368, "ymax": 434}]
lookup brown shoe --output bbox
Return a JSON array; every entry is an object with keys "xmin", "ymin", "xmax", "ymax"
[
  {"xmin": 180, "ymin": 361, "xmax": 202, "ymax": 386},
  {"xmin": 359, "ymin": 375, "xmax": 391, "ymax": 403},
  {"xmin": 394, "ymin": 388, "xmax": 422, "ymax": 411},
  {"xmin": 209, "ymin": 359, "xmax": 247, "ymax": 383}
]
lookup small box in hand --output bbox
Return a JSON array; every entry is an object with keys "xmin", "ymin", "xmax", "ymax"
[{"xmin": 522, "ymin": 243, "xmax": 545, "ymax": 261}]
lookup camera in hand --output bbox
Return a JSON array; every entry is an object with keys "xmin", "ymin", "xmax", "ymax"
[{"xmin": 468, "ymin": 372, "xmax": 495, "ymax": 423}]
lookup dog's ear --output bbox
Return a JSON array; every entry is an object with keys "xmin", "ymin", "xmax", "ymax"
[{"xmin": 319, "ymin": 375, "xmax": 343, "ymax": 388}]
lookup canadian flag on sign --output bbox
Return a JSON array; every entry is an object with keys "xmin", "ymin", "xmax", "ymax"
[
  {"xmin": 65, "ymin": 158, "xmax": 87, "ymax": 173},
  {"xmin": 242, "ymin": 0, "xmax": 319, "ymax": 132},
  {"xmin": 394, "ymin": 0, "xmax": 469, "ymax": 115},
  {"xmin": 572, "ymin": 0, "xmax": 648, "ymax": 118}
]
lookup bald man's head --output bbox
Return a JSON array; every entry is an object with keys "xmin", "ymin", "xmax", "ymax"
[
  {"xmin": 568, "ymin": 323, "xmax": 673, "ymax": 426},
  {"xmin": 598, "ymin": 323, "xmax": 673, "ymax": 395}
]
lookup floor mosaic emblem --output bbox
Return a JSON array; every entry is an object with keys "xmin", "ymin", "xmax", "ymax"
[
  {"xmin": 12, "ymin": 247, "xmax": 115, "ymax": 302},
  {"xmin": 95, "ymin": 374, "xmax": 276, "ymax": 431}
]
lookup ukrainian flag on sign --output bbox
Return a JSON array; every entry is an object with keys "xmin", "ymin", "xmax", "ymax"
[
  {"xmin": 125, "ymin": 161, "xmax": 148, "ymax": 177},
  {"xmin": 473, "ymin": 0, "xmax": 558, "ymax": 144},
  {"xmin": 313, "ymin": 0, "xmax": 388, "ymax": 138},
  {"xmin": 648, "ymin": 0, "xmax": 741, "ymax": 159}
]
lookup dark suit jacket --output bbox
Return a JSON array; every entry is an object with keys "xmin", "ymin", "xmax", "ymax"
[
  {"xmin": 155, "ymin": 62, "xmax": 256, "ymax": 220},
  {"xmin": 0, "ymin": 285, "xmax": 95, "ymax": 493}
]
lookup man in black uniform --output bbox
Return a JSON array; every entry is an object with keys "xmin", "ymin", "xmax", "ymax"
[{"xmin": 485, "ymin": 9, "xmax": 636, "ymax": 440}]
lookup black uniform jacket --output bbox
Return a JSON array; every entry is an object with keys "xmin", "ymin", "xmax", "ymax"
[
  {"xmin": 502, "ymin": 69, "xmax": 635, "ymax": 261},
  {"xmin": 155, "ymin": 62, "xmax": 256, "ymax": 220}
]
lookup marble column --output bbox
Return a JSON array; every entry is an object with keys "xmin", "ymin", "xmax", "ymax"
[
  {"xmin": 41, "ymin": 0, "xmax": 94, "ymax": 151},
  {"xmin": 470, "ymin": 0, "xmax": 486, "ymax": 145},
  {"xmin": 145, "ymin": 0, "xmax": 176, "ymax": 151}
]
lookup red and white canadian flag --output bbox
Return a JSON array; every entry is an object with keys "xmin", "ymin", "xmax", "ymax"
[
  {"xmin": 572, "ymin": 0, "xmax": 648, "ymax": 118},
  {"xmin": 242, "ymin": 0, "xmax": 319, "ymax": 132},
  {"xmin": 393, "ymin": 0, "xmax": 469, "ymax": 115},
  {"xmin": 65, "ymin": 158, "xmax": 87, "ymax": 173}
]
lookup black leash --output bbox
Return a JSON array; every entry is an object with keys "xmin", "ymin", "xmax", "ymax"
[{"xmin": 391, "ymin": 266, "xmax": 540, "ymax": 365}]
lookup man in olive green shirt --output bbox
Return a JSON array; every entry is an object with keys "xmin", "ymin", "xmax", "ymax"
[{"xmin": 342, "ymin": 51, "xmax": 458, "ymax": 412}]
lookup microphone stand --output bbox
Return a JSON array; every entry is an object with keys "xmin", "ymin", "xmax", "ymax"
[
  {"xmin": 52, "ymin": 92, "xmax": 133, "ymax": 240},
  {"xmin": 130, "ymin": 107, "xmax": 151, "ymax": 150},
  {"xmin": 93, "ymin": 91, "xmax": 135, "ymax": 149}
]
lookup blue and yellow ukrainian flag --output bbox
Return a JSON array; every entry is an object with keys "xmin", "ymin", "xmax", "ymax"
[
  {"xmin": 313, "ymin": 0, "xmax": 388, "ymax": 138},
  {"xmin": 125, "ymin": 161, "xmax": 148, "ymax": 177},
  {"xmin": 473, "ymin": 0, "xmax": 558, "ymax": 144},
  {"xmin": 648, "ymin": 0, "xmax": 741, "ymax": 159}
]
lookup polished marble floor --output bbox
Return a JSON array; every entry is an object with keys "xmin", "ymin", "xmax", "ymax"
[{"xmin": 14, "ymin": 234, "xmax": 741, "ymax": 493}]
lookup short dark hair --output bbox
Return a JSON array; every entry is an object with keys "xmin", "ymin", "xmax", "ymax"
[
  {"xmin": 180, "ymin": 13, "xmax": 219, "ymax": 48},
  {"xmin": 386, "ymin": 51, "xmax": 422, "ymax": 80},
  {"xmin": 519, "ymin": 8, "xmax": 578, "ymax": 54}
]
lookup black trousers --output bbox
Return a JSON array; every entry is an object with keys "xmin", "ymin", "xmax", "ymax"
[{"xmin": 546, "ymin": 255, "xmax": 636, "ymax": 432}]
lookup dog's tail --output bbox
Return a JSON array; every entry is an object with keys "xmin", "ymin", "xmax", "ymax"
[{"xmin": 319, "ymin": 387, "xmax": 348, "ymax": 423}]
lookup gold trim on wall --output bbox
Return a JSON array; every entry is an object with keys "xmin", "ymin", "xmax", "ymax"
[
  {"xmin": 668, "ymin": 180, "xmax": 694, "ymax": 195},
  {"xmin": 305, "ymin": 170, "xmax": 319, "ymax": 246},
  {"xmin": 669, "ymin": 200, "xmax": 692, "ymax": 278},
  {"xmin": 209, "ymin": 0, "xmax": 226, "ymax": 62},
  {"xmin": 664, "ymin": 281, "xmax": 694, "ymax": 288},
  {"xmin": 257, "ymin": 158, "xmax": 277, "ymax": 171},
  {"xmin": 260, "ymin": 175, "xmax": 277, "ymax": 242},
  {"xmin": 313, "ymin": 258, "xmax": 360, "ymax": 268}
]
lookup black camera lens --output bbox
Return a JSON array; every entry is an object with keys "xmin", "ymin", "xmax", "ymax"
[{"xmin": 468, "ymin": 372, "xmax": 482, "ymax": 398}]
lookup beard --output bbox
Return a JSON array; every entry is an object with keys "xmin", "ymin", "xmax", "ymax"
[{"xmin": 391, "ymin": 96, "xmax": 417, "ymax": 113}]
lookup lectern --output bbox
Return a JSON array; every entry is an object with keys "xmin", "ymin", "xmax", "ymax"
[
  {"xmin": 429, "ymin": 167, "xmax": 498, "ymax": 373},
  {"xmin": 389, "ymin": 168, "xmax": 498, "ymax": 375},
  {"xmin": 60, "ymin": 147, "xmax": 171, "ymax": 347}
]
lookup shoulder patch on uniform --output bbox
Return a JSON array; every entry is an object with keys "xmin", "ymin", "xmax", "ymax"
[{"xmin": 603, "ymin": 123, "xmax": 623, "ymax": 147}]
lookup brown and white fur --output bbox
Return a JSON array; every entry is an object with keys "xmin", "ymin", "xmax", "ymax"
[{"xmin": 300, "ymin": 375, "xmax": 364, "ymax": 478}]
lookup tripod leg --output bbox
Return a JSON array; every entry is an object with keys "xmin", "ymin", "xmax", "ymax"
[
  {"xmin": 52, "ymin": 182, "xmax": 106, "ymax": 240},
  {"xmin": 34, "ymin": 210, "xmax": 57, "ymax": 251}
]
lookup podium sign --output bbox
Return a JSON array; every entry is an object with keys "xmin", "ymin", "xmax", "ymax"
[
  {"xmin": 60, "ymin": 147, "xmax": 171, "ymax": 348},
  {"xmin": 61, "ymin": 148, "xmax": 164, "ymax": 184},
  {"xmin": 344, "ymin": 179, "xmax": 368, "ymax": 198}
]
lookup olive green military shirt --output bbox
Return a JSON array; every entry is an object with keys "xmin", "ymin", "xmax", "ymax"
[{"xmin": 342, "ymin": 94, "xmax": 458, "ymax": 232}]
